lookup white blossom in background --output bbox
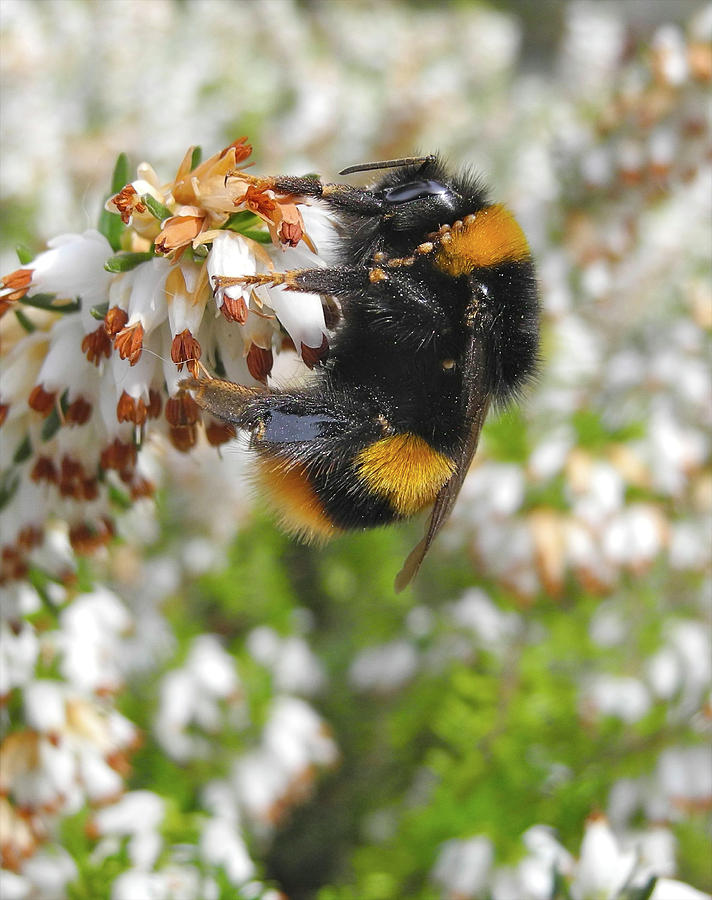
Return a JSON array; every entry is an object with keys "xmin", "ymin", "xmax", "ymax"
[
  {"xmin": 431, "ymin": 814, "xmax": 709, "ymax": 900},
  {"xmin": 247, "ymin": 625, "xmax": 325, "ymax": 695},
  {"xmin": 349, "ymin": 640, "xmax": 420, "ymax": 693},
  {"xmin": 231, "ymin": 695, "xmax": 338, "ymax": 830}
]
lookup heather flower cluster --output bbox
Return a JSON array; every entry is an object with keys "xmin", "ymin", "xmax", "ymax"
[{"xmin": 0, "ymin": 139, "xmax": 332, "ymax": 585}]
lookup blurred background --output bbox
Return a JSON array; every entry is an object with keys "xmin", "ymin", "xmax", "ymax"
[{"xmin": 1, "ymin": 1, "xmax": 710, "ymax": 899}]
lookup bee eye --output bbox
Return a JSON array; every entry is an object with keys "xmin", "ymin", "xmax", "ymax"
[
  {"xmin": 382, "ymin": 179, "xmax": 451, "ymax": 205},
  {"xmin": 441, "ymin": 358, "xmax": 456, "ymax": 370}
]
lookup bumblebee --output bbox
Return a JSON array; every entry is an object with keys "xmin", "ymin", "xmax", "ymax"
[{"xmin": 186, "ymin": 155, "xmax": 539, "ymax": 591}]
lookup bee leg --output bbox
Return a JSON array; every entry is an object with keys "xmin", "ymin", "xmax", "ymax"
[
  {"xmin": 185, "ymin": 377, "xmax": 396, "ymax": 538},
  {"xmin": 246, "ymin": 174, "xmax": 384, "ymax": 217},
  {"xmin": 180, "ymin": 376, "xmax": 266, "ymax": 423},
  {"xmin": 212, "ymin": 266, "xmax": 369, "ymax": 298}
]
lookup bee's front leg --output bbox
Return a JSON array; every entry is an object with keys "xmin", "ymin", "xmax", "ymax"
[
  {"xmin": 211, "ymin": 266, "xmax": 368, "ymax": 298},
  {"xmin": 231, "ymin": 171, "xmax": 383, "ymax": 217}
]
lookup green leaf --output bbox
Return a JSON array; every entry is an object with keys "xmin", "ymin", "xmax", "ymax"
[
  {"xmin": 98, "ymin": 152, "xmax": 130, "ymax": 252},
  {"xmin": 572, "ymin": 409, "xmax": 645, "ymax": 450},
  {"xmin": 90, "ymin": 302, "xmax": 109, "ymax": 321},
  {"xmin": 190, "ymin": 146, "xmax": 202, "ymax": 170},
  {"xmin": 142, "ymin": 193, "xmax": 173, "ymax": 222},
  {"xmin": 104, "ymin": 252, "xmax": 153, "ymax": 273},
  {"xmin": 13, "ymin": 434, "xmax": 32, "ymax": 465},
  {"xmin": 41, "ymin": 392, "xmax": 67, "ymax": 442},
  {"xmin": 627, "ymin": 877, "xmax": 657, "ymax": 900},
  {"xmin": 107, "ymin": 483, "xmax": 132, "ymax": 510},
  {"xmin": 224, "ymin": 211, "xmax": 270, "ymax": 242},
  {"xmin": 98, "ymin": 208, "xmax": 125, "ymax": 253},
  {"xmin": 110, "ymin": 151, "xmax": 130, "ymax": 194},
  {"xmin": 14, "ymin": 308, "xmax": 36, "ymax": 332},
  {"xmin": 15, "ymin": 244, "xmax": 34, "ymax": 265},
  {"xmin": 41, "ymin": 404, "xmax": 62, "ymax": 441},
  {"xmin": 483, "ymin": 406, "xmax": 530, "ymax": 462},
  {"xmin": 240, "ymin": 228, "xmax": 272, "ymax": 244},
  {"xmin": 225, "ymin": 210, "xmax": 262, "ymax": 229},
  {"xmin": 0, "ymin": 470, "xmax": 20, "ymax": 510},
  {"xmin": 19, "ymin": 293, "xmax": 81, "ymax": 314}
]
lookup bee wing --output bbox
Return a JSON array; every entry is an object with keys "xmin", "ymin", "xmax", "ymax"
[{"xmin": 394, "ymin": 335, "xmax": 490, "ymax": 592}]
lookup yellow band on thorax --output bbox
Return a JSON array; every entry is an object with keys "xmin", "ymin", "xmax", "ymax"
[{"xmin": 435, "ymin": 203, "xmax": 530, "ymax": 277}]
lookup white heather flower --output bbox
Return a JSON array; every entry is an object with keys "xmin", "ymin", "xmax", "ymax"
[
  {"xmin": 520, "ymin": 825, "xmax": 575, "ymax": 889},
  {"xmin": 652, "ymin": 24, "xmax": 690, "ymax": 86},
  {"xmin": 57, "ymin": 587, "xmax": 132, "ymax": 693},
  {"xmin": 601, "ymin": 505, "xmax": 667, "ymax": 570},
  {"xmin": 21, "ymin": 846, "xmax": 78, "ymax": 897},
  {"xmin": 650, "ymin": 881, "xmax": 709, "ymax": 900},
  {"xmin": 583, "ymin": 675, "xmax": 652, "ymax": 724},
  {"xmin": 199, "ymin": 817, "xmax": 255, "ymax": 886},
  {"xmin": 431, "ymin": 835, "xmax": 494, "ymax": 899},
  {"xmin": 0, "ymin": 622, "xmax": 38, "ymax": 695},
  {"xmin": 187, "ymin": 635, "xmax": 240, "ymax": 699},
  {"xmin": 206, "ymin": 231, "xmax": 256, "ymax": 317},
  {"xmin": 449, "ymin": 588, "xmax": 521, "ymax": 650},
  {"xmin": 111, "ymin": 871, "xmax": 166, "ymax": 900},
  {"xmin": 24, "ymin": 679, "xmax": 66, "ymax": 733},
  {"xmin": 570, "ymin": 815, "xmax": 637, "ymax": 900},
  {"xmin": 655, "ymin": 746, "xmax": 712, "ymax": 812},
  {"xmin": 0, "ymin": 870, "xmax": 30, "ymax": 900},
  {"xmin": 77, "ymin": 745, "xmax": 123, "ymax": 803},
  {"xmin": 271, "ymin": 636, "xmax": 325, "ymax": 694},
  {"xmin": 588, "ymin": 603, "xmax": 627, "ymax": 648},
  {"xmin": 247, "ymin": 627, "xmax": 324, "ymax": 695},
  {"xmin": 349, "ymin": 640, "xmax": 419, "ymax": 692},
  {"xmin": 256, "ymin": 280, "xmax": 327, "ymax": 358},
  {"xmin": 0, "ymin": 330, "xmax": 50, "ymax": 416},
  {"xmin": 246, "ymin": 625, "xmax": 281, "ymax": 665},
  {"xmin": 299, "ymin": 203, "xmax": 340, "ymax": 263},
  {"xmin": 13, "ymin": 230, "xmax": 113, "ymax": 329},
  {"xmin": 256, "ymin": 238, "xmax": 329, "ymax": 355},
  {"xmin": 232, "ymin": 696, "xmax": 337, "ymax": 827},
  {"xmin": 36, "ymin": 315, "xmax": 98, "ymax": 399},
  {"xmin": 154, "ymin": 635, "xmax": 242, "ymax": 761},
  {"xmin": 125, "ymin": 257, "xmax": 171, "ymax": 338},
  {"xmin": 0, "ymin": 140, "xmax": 344, "ymax": 581},
  {"xmin": 528, "ymin": 427, "xmax": 574, "ymax": 481},
  {"xmin": 91, "ymin": 790, "xmax": 165, "ymax": 869}
]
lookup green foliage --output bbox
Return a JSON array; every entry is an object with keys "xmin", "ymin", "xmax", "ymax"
[
  {"xmin": 62, "ymin": 809, "xmax": 131, "ymax": 900},
  {"xmin": 98, "ymin": 152, "xmax": 129, "ymax": 252},
  {"xmin": 104, "ymin": 250, "xmax": 154, "ymax": 272}
]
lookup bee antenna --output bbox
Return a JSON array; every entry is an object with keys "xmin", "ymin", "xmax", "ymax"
[{"xmin": 338, "ymin": 155, "xmax": 436, "ymax": 176}]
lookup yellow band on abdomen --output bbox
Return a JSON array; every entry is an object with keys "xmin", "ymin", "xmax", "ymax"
[
  {"xmin": 355, "ymin": 433, "xmax": 454, "ymax": 516},
  {"xmin": 257, "ymin": 456, "xmax": 339, "ymax": 543}
]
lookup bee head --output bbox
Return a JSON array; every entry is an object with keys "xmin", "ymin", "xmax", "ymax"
[
  {"xmin": 337, "ymin": 155, "xmax": 490, "ymax": 264},
  {"xmin": 371, "ymin": 158, "xmax": 460, "ymax": 241}
]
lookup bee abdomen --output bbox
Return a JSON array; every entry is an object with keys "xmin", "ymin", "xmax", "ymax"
[
  {"xmin": 255, "ymin": 431, "xmax": 454, "ymax": 540},
  {"xmin": 353, "ymin": 432, "xmax": 455, "ymax": 516}
]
